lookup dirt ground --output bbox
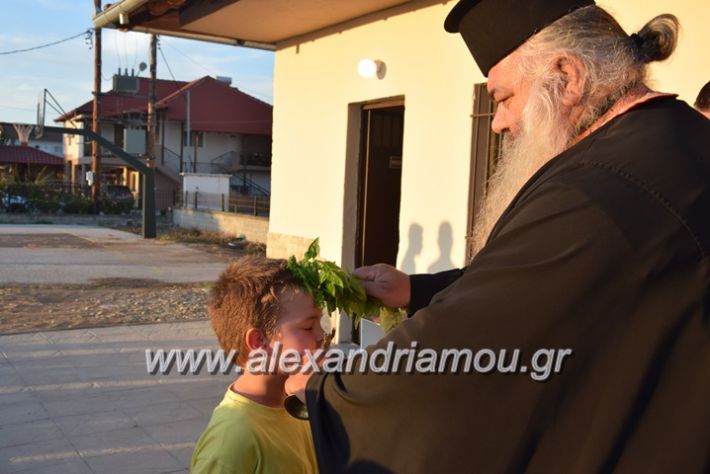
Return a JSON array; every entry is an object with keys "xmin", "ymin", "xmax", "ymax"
[
  {"xmin": 0, "ymin": 280, "xmax": 211, "ymax": 334},
  {"xmin": 0, "ymin": 225, "xmax": 265, "ymax": 334}
]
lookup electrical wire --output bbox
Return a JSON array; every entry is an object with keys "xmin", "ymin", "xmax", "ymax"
[
  {"xmin": 119, "ymin": 32, "xmax": 127, "ymax": 72},
  {"xmin": 132, "ymin": 33, "xmax": 139, "ymax": 70},
  {"xmin": 0, "ymin": 104, "xmax": 35, "ymax": 112},
  {"xmin": 0, "ymin": 30, "xmax": 91, "ymax": 55},
  {"xmin": 113, "ymin": 29, "xmax": 122, "ymax": 71},
  {"xmin": 157, "ymin": 41, "xmax": 183, "ymax": 90},
  {"xmin": 160, "ymin": 40, "xmax": 271, "ymax": 103},
  {"xmin": 162, "ymin": 40, "xmax": 216, "ymax": 76}
]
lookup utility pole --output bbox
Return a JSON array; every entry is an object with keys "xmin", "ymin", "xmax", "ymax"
[
  {"xmin": 186, "ymin": 89, "xmax": 192, "ymax": 172},
  {"xmin": 141, "ymin": 34, "xmax": 159, "ymax": 238},
  {"xmin": 91, "ymin": 0, "xmax": 102, "ymax": 213},
  {"xmin": 147, "ymin": 34, "xmax": 157, "ymax": 166}
]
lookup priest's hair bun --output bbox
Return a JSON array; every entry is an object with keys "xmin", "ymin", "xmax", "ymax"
[{"xmin": 635, "ymin": 14, "xmax": 679, "ymax": 63}]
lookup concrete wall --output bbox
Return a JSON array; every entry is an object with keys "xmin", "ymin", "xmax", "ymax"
[
  {"xmin": 267, "ymin": 0, "xmax": 709, "ymax": 270},
  {"xmin": 174, "ymin": 208, "xmax": 268, "ymax": 243},
  {"xmin": 182, "ymin": 173, "xmax": 231, "ymax": 195}
]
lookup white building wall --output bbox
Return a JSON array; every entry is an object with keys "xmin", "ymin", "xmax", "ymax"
[
  {"xmin": 183, "ymin": 173, "xmax": 231, "ymax": 195},
  {"xmin": 31, "ymin": 139, "xmax": 64, "ymax": 157},
  {"xmin": 182, "ymin": 173, "xmax": 232, "ymax": 211},
  {"xmin": 599, "ymin": 0, "xmax": 710, "ymax": 104},
  {"xmin": 62, "ymin": 120, "xmax": 83, "ymax": 163},
  {"xmin": 198, "ymin": 132, "xmax": 241, "ymax": 164},
  {"xmin": 270, "ymin": 2, "xmax": 477, "ymax": 271},
  {"xmin": 101, "ymin": 123, "xmax": 114, "ymax": 144},
  {"xmin": 268, "ymin": 0, "xmax": 709, "ymax": 271},
  {"xmin": 162, "ymin": 121, "xmax": 183, "ymax": 155},
  {"xmin": 161, "ymin": 120, "xmax": 243, "ymax": 171}
]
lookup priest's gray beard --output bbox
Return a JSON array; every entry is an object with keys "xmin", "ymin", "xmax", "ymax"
[{"xmin": 469, "ymin": 80, "xmax": 576, "ymax": 257}]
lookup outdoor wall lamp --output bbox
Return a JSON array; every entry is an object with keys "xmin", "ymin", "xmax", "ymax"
[{"xmin": 358, "ymin": 59, "xmax": 386, "ymax": 79}]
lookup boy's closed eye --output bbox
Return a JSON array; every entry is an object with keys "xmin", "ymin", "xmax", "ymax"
[{"xmin": 299, "ymin": 315, "xmax": 320, "ymax": 331}]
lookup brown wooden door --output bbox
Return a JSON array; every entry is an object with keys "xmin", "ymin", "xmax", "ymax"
[{"xmin": 356, "ymin": 105, "xmax": 405, "ymax": 267}]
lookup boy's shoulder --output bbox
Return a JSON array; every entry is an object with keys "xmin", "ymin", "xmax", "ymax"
[
  {"xmin": 191, "ymin": 390, "xmax": 263, "ymax": 472},
  {"xmin": 192, "ymin": 388, "xmax": 317, "ymax": 474}
]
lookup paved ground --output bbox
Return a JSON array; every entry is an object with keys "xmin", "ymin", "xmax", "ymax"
[
  {"xmin": 0, "ymin": 225, "xmax": 227, "ymax": 285},
  {"xmin": 0, "ymin": 321, "xmax": 234, "ymax": 474},
  {"xmin": 0, "ymin": 224, "xmax": 237, "ymax": 472}
]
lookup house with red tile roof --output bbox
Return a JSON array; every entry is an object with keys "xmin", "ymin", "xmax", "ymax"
[
  {"xmin": 0, "ymin": 123, "xmax": 64, "ymax": 158},
  {"xmin": 56, "ymin": 74, "xmax": 272, "ymax": 211},
  {"xmin": 0, "ymin": 145, "xmax": 64, "ymax": 181}
]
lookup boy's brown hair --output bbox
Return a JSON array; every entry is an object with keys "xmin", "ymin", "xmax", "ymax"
[{"xmin": 208, "ymin": 255, "xmax": 303, "ymax": 366}]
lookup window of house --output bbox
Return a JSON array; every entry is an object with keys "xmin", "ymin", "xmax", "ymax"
[
  {"xmin": 466, "ymin": 83, "xmax": 503, "ymax": 262},
  {"xmin": 114, "ymin": 124, "xmax": 125, "ymax": 149},
  {"xmin": 182, "ymin": 131, "xmax": 204, "ymax": 148}
]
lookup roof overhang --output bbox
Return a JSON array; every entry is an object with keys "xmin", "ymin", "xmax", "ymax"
[{"xmin": 94, "ymin": 0, "xmax": 443, "ymax": 50}]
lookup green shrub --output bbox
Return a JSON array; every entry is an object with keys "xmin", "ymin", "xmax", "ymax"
[
  {"xmin": 62, "ymin": 195, "xmax": 93, "ymax": 214},
  {"xmin": 99, "ymin": 198, "xmax": 132, "ymax": 215},
  {"xmin": 30, "ymin": 198, "xmax": 61, "ymax": 213}
]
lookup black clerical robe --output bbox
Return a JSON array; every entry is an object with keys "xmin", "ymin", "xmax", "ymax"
[{"xmin": 306, "ymin": 97, "xmax": 710, "ymax": 473}]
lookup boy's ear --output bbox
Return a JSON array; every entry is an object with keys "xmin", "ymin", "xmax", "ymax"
[{"xmin": 245, "ymin": 328, "xmax": 268, "ymax": 352}]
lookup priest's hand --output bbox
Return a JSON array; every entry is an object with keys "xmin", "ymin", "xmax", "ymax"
[{"xmin": 354, "ymin": 263, "xmax": 410, "ymax": 308}]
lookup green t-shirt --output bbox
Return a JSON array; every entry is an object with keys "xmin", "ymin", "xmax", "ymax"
[{"xmin": 191, "ymin": 388, "xmax": 318, "ymax": 474}]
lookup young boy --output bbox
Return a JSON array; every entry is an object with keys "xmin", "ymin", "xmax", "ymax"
[{"xmin": 191, "ymin": 255, "xmax": 323, "ymax": 473}]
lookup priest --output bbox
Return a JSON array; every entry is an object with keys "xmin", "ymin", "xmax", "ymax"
[{"xmin": 286, "ymin": 1, "xmax": 710, "ymax": 472}]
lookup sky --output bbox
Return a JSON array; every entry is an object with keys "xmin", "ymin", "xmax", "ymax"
[{"xmin": 0, "ymin": 0, "xmax": 275, "ymax": 126}]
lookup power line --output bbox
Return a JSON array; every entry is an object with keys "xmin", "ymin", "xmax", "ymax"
[
  {"xmin": 0, "ymin": 30, "xmax": 91, "ymax": 55},
  {"xmin": 119, "ymin": 31, "xmax": 126, "ymax": 70},
  {"xmin": 112, "ymin": 29, "xmax": 121, "ymax": 70},
  {"xmin": 157, "ymin": 40, "xmax": 194, "ymax": 111},
  {"xmin": 162, "ymin": 40, "xmax": 216, "ymax": 76},
  {"xmin": 0, "ymin": 104, "xmax": 36, "ymax": 112},
  {"xmin": 158, "ymin": 41, "xmax": 181, "ymax": 88},
  {"xmin": 132, "ymin": 33, "xmax": 139, "ymax": 70},
  {"xmin": 160, "ymin": 40, "xmax": 271, "ymax": 103}
]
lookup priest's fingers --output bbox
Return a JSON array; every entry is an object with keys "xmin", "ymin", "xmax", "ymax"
[
  {"xmin": 353, "ymin": 265, "xmax": 378, "ymax": 282},
  {"xmin": 355, "ymin": 264, "xmax": 411, "ymax": 308}
]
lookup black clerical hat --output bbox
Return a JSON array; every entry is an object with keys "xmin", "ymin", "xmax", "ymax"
[{"xmin": 444, "ymin": 0, "xmax": 595, "ymax": 76}]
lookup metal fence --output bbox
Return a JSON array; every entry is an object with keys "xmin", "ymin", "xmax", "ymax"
[{"xmin": 183, "ymin": 191, "xmax": 269, "ymax": 217}]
